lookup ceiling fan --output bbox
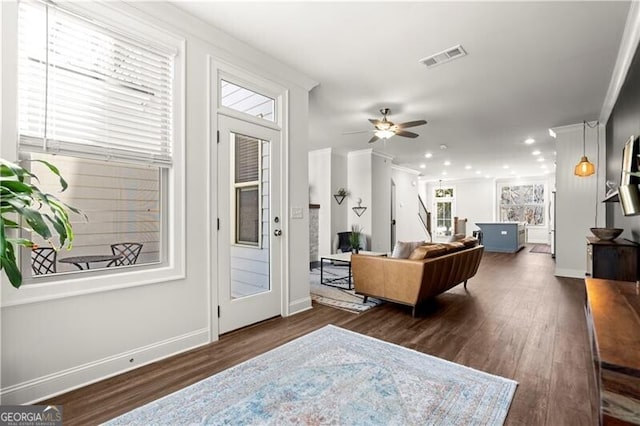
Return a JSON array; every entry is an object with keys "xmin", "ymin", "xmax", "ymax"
[{"xmin": 344, "ymin": 108, "xmax": 427, "ymax": 144}]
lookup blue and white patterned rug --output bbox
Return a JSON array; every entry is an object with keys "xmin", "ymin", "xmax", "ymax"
[
  {"xmin": 309, "ymin": 265, "xmax": 383, "ymax": 313},
  {"xmin": 106, "ymin": 325, "xmax": 517, "ymax": 425}
]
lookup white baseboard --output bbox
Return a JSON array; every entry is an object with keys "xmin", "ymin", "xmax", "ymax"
[
  {"xmin": 555, "ymin": 268, "xmax": 587, "ymax": 279},
  {"xmin": 1, "ymin": 328, "xmax": 210, "ymax": 405},
  {"xmin": 288, "ymin": 296, "xmax": 312, "ymax": 315}
]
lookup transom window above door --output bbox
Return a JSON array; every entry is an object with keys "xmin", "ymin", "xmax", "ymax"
[{"xmin": 221, "ymin": 79, "xmax": 275, "ymax": 123}]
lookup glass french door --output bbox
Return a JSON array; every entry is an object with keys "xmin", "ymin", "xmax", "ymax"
[{"xmin": 217, "ymin": 114, "xmax": 282, "ymax": 334}]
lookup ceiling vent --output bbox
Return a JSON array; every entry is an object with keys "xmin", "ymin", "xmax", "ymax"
[{"xmin": 419, "ymin": 44, "xmax": 467, "ymax": 69}]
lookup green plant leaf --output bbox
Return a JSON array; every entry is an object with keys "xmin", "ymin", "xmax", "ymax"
[
  {"xmin": 30, "ymin": 159, "xmax": 68, "ymax": 191},
  {"xmin": 0, "ymin": 242, "xmax": 22, "ymax": 288}
]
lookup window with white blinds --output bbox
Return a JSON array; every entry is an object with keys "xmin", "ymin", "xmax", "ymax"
[{"xmin": 18, "ymin": 0, "xmax": 175, "ymax": 167}]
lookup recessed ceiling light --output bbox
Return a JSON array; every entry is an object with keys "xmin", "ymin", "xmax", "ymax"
[
  {"xmin": 465, "ymin": 165, "xmax": 472, "ymax": 170},
  {"xmin": 510, "ymin": 170, "xmax": 516, "ymax": 175},
  {"xmin": 424, "ymin": 152, "xmax": 433, "ymax": 158},
  {"xmin": 544, "ymin": 170, "xmax": 550, "ymax": 174},
  {"xmin": 440, "ymin": 144, "xmax": 448, "ymax": 150},
  {"xmin": 503, "ymin": 165, "xmax": 509, "ymax": 169},
  {"xmin": 532, "ymin": 150, "xmax": 541, "ymax": 155},
  {"xmin": 524, "ymin": 138, "xmax": 535, "ymax": 145},
  {"xmin": 537, "ymin": 157, "xmax": 544, "ymax": 162},
  {"xmin": 548, "ymin": 128, "xmax": 557, "ymax": 138},
  {"xmin": 420, "ymin": 164, "xmax": 426, "ymax": 169},
  {"xmin": 541, "ymin": 164, "xmax": 547, "ymax": 169},
  {"xmin": 485, "ymin": 175, "xmax": 490, "ymax": 178},
  {"xmin": 442, "ymin": 171, "xmax": 447, "ymax": 175},
  {"xmin": 475, "ymin": 170, "xmax": 481, "ymax": 175},
  {"xmin": 444, "ymin": 160, "xmax": 451, "ymax": 166}
]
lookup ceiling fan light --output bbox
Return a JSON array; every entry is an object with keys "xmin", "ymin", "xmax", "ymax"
[
  {"xmin": 375, "ymin": 129, "xmax": 395, "ymax": 139},
  {"xmin": 574, "ymin": 156, "xmax": 595, "ymax": 177}
]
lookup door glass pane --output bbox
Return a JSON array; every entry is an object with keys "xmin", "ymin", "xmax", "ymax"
[
  {"xmin": 230, "ymin": 132, "xmax": 270, "ymax": 299},
  {"xmin": 237, "ymin": 187, "xmax": 259, "ymax": 245}
]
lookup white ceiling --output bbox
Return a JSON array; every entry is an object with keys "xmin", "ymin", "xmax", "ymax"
[{"xmin": 172, "ymin": 1, "xmax": 630, "ymax": 181}]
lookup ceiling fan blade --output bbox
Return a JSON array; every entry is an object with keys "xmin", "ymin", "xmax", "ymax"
[
  {"xmin": 395, "ymin": 130, "xmax": 419, "ymax": 138},
  {"xmin": 368, "ymin": 135, "xmax": 381, "ymax": 144},
  {"xmin": 369, "ymin": 118, "xmax": 382, "ymax": 126},
  {"xmin": 342, "ymin": 130, "xmax": 372, "ymax": 135},
  {"xmin": 396, "ymin": 120, "xmax": 427, "ymax": 129}
]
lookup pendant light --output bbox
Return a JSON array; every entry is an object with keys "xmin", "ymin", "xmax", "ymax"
[{"xmin": 574, "ymin": 120, "xmax": 596, "ymax": 177}]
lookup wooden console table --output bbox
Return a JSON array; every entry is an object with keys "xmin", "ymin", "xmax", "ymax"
[
  {"xmin": 584, "ymin": 278, "xmax": 640, "ymax": 424},
  {"xmin": 587, "ymin": 237, "xmax": 639, "ymax": 282}
]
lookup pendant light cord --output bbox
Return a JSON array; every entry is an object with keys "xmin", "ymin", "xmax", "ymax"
[{"xmin": 584, "ymin": 120, "xmax": 600, "ymax": 226}]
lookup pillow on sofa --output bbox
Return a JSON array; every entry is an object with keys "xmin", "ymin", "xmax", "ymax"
[
  {"xmin": 448, "ymin": 233, "xmax": 466, "ymax": 242},
  {"xmin": 391, "ymin": 240, "xmax": 425, "ymax": 259},
  {"xmin": 408, "ymin": 244, "xmax": 448, "ymax": 260}
]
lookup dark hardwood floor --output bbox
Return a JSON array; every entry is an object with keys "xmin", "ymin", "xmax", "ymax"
[{"xmin": 43, "ymin": 247, "xmax": 597, "ymax": 425}]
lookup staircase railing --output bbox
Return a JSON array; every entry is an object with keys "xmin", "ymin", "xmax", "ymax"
[{"xmin": 418, "ymin": 195, "xmax": 432, "ymax": 241}]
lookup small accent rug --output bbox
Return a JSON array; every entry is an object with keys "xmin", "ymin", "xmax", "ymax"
[
  {"xmin": 530, "ymin": 244, "xmax": 552, "ymax": 254},
  {"xmin": 309, "ymin": 265, "xmax": 382, "ymax": 313},
  {"xmin": 106, "ymin": 325, "xmax": 517, "ymax": 425}
]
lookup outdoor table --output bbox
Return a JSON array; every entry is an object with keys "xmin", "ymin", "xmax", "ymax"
[{"xmin": 58, "ymin": 254, "xmax": 123, "ymax": 270}]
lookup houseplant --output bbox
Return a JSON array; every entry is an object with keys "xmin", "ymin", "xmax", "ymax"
[
  {"xmin": 1, "ymin": 158, "xmax": 80, "ymax": 288},
  {"xmin": 333, "ymin": 188, "xmax": 348, "ymax": 205},
  {"xmin": 349, "ymin": 224, "xmax": 363, "ymax": 253}
]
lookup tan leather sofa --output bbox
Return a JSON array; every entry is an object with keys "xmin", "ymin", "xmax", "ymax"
[{"xmin": 352, "ymin": 244, "xmax": 484, "ymax": 316}]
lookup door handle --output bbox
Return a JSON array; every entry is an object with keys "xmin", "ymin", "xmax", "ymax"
[{"xmin": 274, "ymin": 229, "xmax": 282, "ymax": 236}]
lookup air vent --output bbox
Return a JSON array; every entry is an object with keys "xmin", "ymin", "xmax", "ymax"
[{"xmin": 419, "ymin": 44, "xmax": 467, "ymax": 69}]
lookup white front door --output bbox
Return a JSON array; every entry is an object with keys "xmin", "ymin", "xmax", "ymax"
[{"xmin": 217, "ymin": 114, "xmax": 282, "ymax": 334}]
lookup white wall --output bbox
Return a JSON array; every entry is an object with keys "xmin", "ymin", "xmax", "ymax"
[
  {"xmin": 308, "ymin": 149, "xmax": 332, "ymax": 256},
  {"xmin": 423, "ymin": 178, "xmax": 496, "ymax": 238},
  {"xmin": 371, "ymin": 153, "xmax": 392, "ymax": 252},
  {"xmin": 347, "ymin": 150, "xmax": 372, "ymax": 249},
  {"xmin": 553, "ymin": 123, "xmax": 606, "ymax": 278},
  {"xmin": 1, "ymin": 0, "xmax": 314, "ymax": 404},
  {"xmin": 391, "ymin": 166, "xmax": 426, "ymax": 242}
]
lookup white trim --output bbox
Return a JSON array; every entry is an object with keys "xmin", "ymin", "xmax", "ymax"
[
  {"xmin": 600, "ymin": 1, "xmax": 640, "ymax": 124},
  {"xmin": 348, "ymin": 148, "xmax": 374, "ymax": 158},
  {"xmin": 309, "ymin": 147, "xmax": 333, "ymax": 157},
  {"xmin": 288, "ymin": 296, "xmax": 312, "ymax": 315},
  {"xmin": 391, "ymin": 164, "xmax": 421, "ymax": 175},
  {"xmin": 0, "ymin": 328, "xmax": 209, "ymax": 405},
  {"xmin": 372, "ymin": 150, "xmax": 394, "ymax": 161},
  {"xmin": 555, "ymin": 268, "xmax": 587, "ymax": 279},
  {"xmin": 206, "ymin": 55, "xmax": 217, "ymax": 343}
]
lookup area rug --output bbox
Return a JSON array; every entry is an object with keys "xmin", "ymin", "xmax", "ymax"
[
  {"xmin": 309, "ymin": 265, "xmax": 382, "ymax": 313},
  {"xmin": 530, "ymin": 244, "xmax": 552, "ymax": 254},
  {"xmin": 106, "ymin": 325, "xmax": 517, "ymax": 425}
]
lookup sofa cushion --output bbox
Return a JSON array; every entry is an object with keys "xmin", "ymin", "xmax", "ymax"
[
  {"xmin": 441, "ymin": 241, "xmax": 466, "ymax": 253},
  {"xmin": 391, "ymin": 240, "xmax": 425, "ymax": 259},
  {"xmin": 460, "ymin": 236, "xmax": 479, "ymax": 247},
  {"xmin": 409, "ymin": 244, "xmax": 448, "ymax": 260}
]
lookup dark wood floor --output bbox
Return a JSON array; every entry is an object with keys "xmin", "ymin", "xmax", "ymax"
[{"xmin": 43, "ymin": 247, "xmax": 597, "ymax": 425}]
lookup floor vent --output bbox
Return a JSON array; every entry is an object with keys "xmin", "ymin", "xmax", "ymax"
[{"xmin": 419, "ymin": 44, "xmax": 467, "ymax": 69}]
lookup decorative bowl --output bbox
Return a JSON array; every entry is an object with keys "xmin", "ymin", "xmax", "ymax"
[{"xmin": 590, "ymin": 227, "xmax": 623, "ymax": 241}]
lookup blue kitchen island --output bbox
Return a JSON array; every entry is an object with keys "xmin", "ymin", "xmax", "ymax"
[{"xmin": 475, "ymin": 222, "xmax": 526, "ymax": 253}]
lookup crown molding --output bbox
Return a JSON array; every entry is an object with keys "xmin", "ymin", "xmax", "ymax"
[{"xmin": 600, "ymin": 1, "xmax": 640, "ymax": 124}]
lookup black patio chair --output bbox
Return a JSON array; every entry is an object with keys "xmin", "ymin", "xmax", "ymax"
[
  {"xmin": 108, "ymin": 243, "xmax": 143, "ymax": 267},
  {"xmin": 32, "ymin": 247, "xmax": 57, "ymax": 275}
]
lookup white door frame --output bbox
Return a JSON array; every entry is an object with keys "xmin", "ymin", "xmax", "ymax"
[{"xmin": 208, "ymin": 57, "xmax": 290, "ymax": 341}]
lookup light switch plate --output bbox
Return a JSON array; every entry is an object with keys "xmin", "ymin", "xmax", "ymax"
[
  {"xmin": 291, "ymin": 207, "xmax": 304, "ymax": 219},
  {"xmin": 501, "ymin": 231, "xmax": 508, "ymax": 235}
]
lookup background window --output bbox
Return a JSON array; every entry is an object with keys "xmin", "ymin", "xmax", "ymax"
[
  {"xmin": 499, "ymin": 184, "xmax": 545, "ymax": 225},
  {"xmin": 434, "ymin": 186, "xmax": 454, "ymax": 237}
]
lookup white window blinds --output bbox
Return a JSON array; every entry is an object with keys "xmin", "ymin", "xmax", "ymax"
[{"xmin": 18, "ymin": 0, "xmax": 175, "ymax": 167}]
